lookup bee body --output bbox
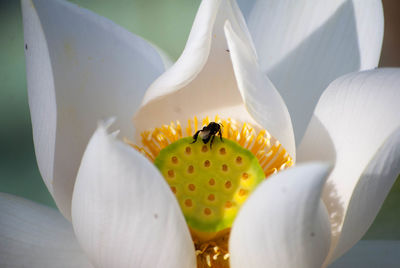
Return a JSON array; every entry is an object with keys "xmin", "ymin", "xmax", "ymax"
[{"xmin": 191, "ymin": 122, "xmax": 223, "ymax": 148}]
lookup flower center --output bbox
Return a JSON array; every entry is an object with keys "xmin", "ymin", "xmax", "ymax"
[
  {"xmin": 129, "ymin": 116, "xmax": 293, "ymax": 267},
  {"xmin": 154, "ymin": 136, "xmax": 264, "ymax": 238}
]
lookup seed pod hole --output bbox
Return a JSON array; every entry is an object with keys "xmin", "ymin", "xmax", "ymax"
[
  {"xmin": 222, "ymin": 164, "xmax": 228, "ymax": 172},
  {"xmin": 171, "ymin": 156, "xmax": 178, "ymax": 164},
  {"xmin": 185, "ymin": 199, "xmax": 193, "ymax": 207},
  {"xmin": 204, "ymin": 208, "xmax": 212, "ymax": 215},
  {"xmin": 209, "ymin": 178, "xmax": 215, "ymax": 186},
  {"xmin": 239, "ymin": 189, "xmax": 247, "ymax": 196},
  {"xmin": 188, "ymin": 165, "xmax": 194, "ymax": 174},
  {"xmin": 188, "ymin": 184, "xmax": 196, "ymax": 191}
]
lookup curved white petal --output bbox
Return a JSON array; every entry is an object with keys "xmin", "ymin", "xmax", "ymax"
[
  {"xmin": 247, "ymin": 0, "xmax": 384, "ymax": 141},
  {"xmin": 297, "ymin": 69, "xmax": 400, "ymax": 263},
  {"xmin": 327, "ymin": 128, "xmax": 400, "ymax": 264},
  {"xmin": 147, "ymin": 41, "xmax": 174, "ymax": 69},
  {"xmin": 329, "ymin": 240, "xmax": 400, "ymax": 268},
  {"xmin": 22, "ymin": 0, "xmax": 165, "ymax": 220},
  {"xmin": 71, "ymin": 125, "xmax": 195, "ymax": 268},
  {"xmin": 230, "ymin": 163, "xmax": 332, "ymax": 268},
  {"xmin": 134, "ymin": 0, "xmax": 266, "ymax": 141},
  {"xmin": 224, "ymin": 20, "xmax": 295, "ymax": 159},
  {"xmin": 0, "ymin": 193, "xmax": 92, "ymax": 268}
]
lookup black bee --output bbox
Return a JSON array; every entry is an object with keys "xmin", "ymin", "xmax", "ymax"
[{"xmin": 191, "ymin": 122, "xmax": 223, "ymax": 149}]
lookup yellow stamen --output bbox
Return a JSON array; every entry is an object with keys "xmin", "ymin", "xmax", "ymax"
[
  {"xmin": 194, "ymin": 231, "xmax": 230, "ymax": 268},
  {"xmin": 194, "ymin": 116, "xmax": 199, "ymax": 132},
  {"xmin": 202, "ymin": 116, "xmax": 210, "ymax": 127},
  {"xmin": 131, "ymin": 116, "xmax": 292, "ymax": 178},
  {"xmin": 128, "ymin": 116, "xmax": 294, "ymax": 268},
  {"xmin": 187, "ymin": 118, "xmax": 193, "ymax": 137}
]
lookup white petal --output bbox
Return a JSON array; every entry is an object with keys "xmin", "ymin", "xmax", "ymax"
[
  {"xmin": 230, "ymin": 163, "xmax": 332, "ymax": 268},
  {"xmin": 134, "ymin": 0, "xmax": 264, "ymax": 140},
  {"xmin": 0, "ymin": 193, "xmax": 92, "ymax": 268},
  {"xmin": 224, "ymin": 20, "xmax": 295, "ymax": 159},
  {"xmin": 71, "ymin": 125, "xmax": 196, "ymax": 268},
  {"xmin": 297, "ymin": 69, "xmax": 400, "ymax": 263},
  {"xmin": 147, "ymin": 41, "xmax": 174, "ymax": 70},
  {"xmin": 22, "ymin": 0, "xmax": 165, "ymax": 220},
  {"xmin": 329, "ymin": 240, "xmax": 400, "ymax": 268},
  {"xmin": 331, "ymin": 128, "xmax": 400, "ymax": 260},
  {"xmin": 247, "ymin": 0, "xmax": 384, "ymax": 141}
]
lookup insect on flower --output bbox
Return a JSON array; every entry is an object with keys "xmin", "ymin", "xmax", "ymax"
[{"xmin": 191, "ymin": 122, "xmax": 223, "ymax": 148}]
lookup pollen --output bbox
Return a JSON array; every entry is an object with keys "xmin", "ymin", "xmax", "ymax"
[{"xmin": 128, "ymin": 115, "xmax": 293, "ymax": 268}]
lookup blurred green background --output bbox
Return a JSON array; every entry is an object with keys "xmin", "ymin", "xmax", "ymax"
[{"xmin": 0, "ymin": 0, "xmax": 399, "ymax": 241}]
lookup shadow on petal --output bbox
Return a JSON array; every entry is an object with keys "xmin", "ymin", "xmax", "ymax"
[{"xmin": 267, "ymin": 0, "xmax": 360, "ymax": 141}]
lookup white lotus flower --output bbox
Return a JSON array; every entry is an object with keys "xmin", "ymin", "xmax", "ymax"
[{"xmin": 1, "ymin": 0, "xmax": 399, "ymax": 267}]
